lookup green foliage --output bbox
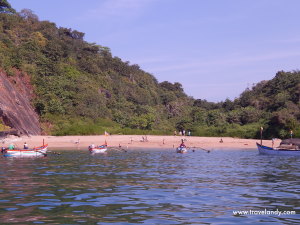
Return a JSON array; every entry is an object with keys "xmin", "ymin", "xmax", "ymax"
[
  {"xmin": 48, "ymin": 116, "xmax": 169, "ymax": 136},
  {"xmin": 0, "ymin": 11, "xmax": 193, "ymax": 135},
  {"xmin": 206, "ymin": 110, "xmax": 227, "ymax": 126},
  {"xmin": 0, "ymin": 0, "xmax": 16, "ymax": 14},
  {"xmin": 240, "ymin": 106, "xmax": 262, "ymax": 125},
  {"xmin": 192, "ymin": 123, "xmax": 261, "ymax": 138},
  {"xmin": 53, "ymin": 118, "xmax": 119, "ymax": 136},
  {"xmin": 0, "ymin": 121, "xmax": 10, "ymax": 131}
]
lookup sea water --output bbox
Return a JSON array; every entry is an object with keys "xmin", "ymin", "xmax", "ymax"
[{"xmin": 0, "ymin": 149, "xmax": 299, "ymax": 224}]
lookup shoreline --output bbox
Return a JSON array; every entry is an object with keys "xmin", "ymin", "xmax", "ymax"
[{"xmin": 0, "ymin": 135, "xmax": 281, "ymax": 151}]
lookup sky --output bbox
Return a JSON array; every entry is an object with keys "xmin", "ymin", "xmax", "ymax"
[{"xmin": 9, "ymin": 0, "xmax": 300, "ymax": 102}]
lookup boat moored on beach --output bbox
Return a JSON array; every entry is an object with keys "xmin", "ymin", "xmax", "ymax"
[{"xmin": 257, "ymin": 142, "xmax": 300, "ymax": 156}]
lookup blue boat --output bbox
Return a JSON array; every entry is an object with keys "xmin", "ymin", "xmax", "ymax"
[{"xmin": 257, "ymin": 143, "xmax": 300, "ymax": 156}]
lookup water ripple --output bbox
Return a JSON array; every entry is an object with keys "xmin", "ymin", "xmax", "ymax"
[{"xmin": 0, "ymin": 149, "xmax": 299, "ymax": 224}]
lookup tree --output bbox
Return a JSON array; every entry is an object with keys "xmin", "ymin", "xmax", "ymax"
[
  {"xmin": 18, "ymin": 9, "xmax": 38, "ymax": 20},
  {"xmin": 206, "ymin": 109, "xmax": 227, "ymax": 126},
  {"xmin": 222, "ymin": 98, "xmax": 235, "ymax": 111},
  {"xmin": 191, "ymin": 108, "xmax": 208, "ymax": 125},
  {"xmin": 240, "ymin": 107, "xmax": 262, "ymax": 124},
  {"xmin": 0, "ymin": 0, "xmax": 16, "ymax": 14}
]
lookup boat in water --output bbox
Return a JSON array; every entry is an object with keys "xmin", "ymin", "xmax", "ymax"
[
  {"xmin": 257, "ymin": 142, "xmax": 300, "ymax": 156},
  {"xmin": 88, "ymin": 143, "xmax": 108, "ymax": 153},
  {"xmin": 176, "ymin": 139, "xmax": 188, "ymax": 153},
  {"xmin": 3, "ymin": 144, "xmax": 48, "ymax": 157},
  {"xmin": 176, "ymin": 146, "xmax": 187, "ymax": 153}
]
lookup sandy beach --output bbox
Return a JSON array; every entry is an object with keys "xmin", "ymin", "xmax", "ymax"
[{"xmin": 1, "ymin": 135, "xmax": 281, "ymax": 151}]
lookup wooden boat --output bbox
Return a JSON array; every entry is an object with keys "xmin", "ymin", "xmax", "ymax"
[
  {"xmin": 88, "ymin": 144, "xmax": 107, "ymax": 153},
  {"xmin": 3, "ymin": 144, "xmax": 48, "ymax": 157},
  {"xmin": 176, "ymin": 146, "xmax": 187, "ymax": 153},
  {"xmin": 257, "ymin": 143, "xmax": 300, "ymax": 156}
]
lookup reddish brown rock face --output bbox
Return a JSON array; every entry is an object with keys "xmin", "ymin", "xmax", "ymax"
[{"xmin": 0, "ymin": 70, "xmax": 41, "ymax": 135}]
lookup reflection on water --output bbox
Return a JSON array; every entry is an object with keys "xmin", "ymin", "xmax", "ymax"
[{"xmin": 0, "ymin": 149, "xmax": 300, "ymax": 224}]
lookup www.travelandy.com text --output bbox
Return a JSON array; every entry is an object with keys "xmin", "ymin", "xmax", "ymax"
[{"xmin": 232, "ymin": 209, "xmax": 296, "ymax": 216}]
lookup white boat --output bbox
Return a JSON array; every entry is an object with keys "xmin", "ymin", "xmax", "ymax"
[
  {"xmin": 88, "ymin": 145, "xmax": 107, "ymax": 153},
  {"xmin": 3, "ymin": 145, "xmax": 48, "ymax": 157},
  {"xmin": 176, "ymin": 146, "xmax": 187, "ymax": 153}
]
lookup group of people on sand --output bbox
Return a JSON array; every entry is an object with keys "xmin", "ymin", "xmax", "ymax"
[{"xmin": 174, "ymin": 130, "xmax": 191, "ymax": 136}]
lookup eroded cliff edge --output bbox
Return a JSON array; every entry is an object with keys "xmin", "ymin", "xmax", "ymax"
[{"xmin": 0, "ymin": 70, "xmax": 41, "ymax": 135}]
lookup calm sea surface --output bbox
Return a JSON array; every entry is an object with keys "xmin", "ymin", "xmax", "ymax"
[{"xmin": 0, "ymin": 148, "xmax": 300, "ymax": 225}]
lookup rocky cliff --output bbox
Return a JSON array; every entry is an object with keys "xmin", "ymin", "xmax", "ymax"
[{"xmin": 0, "ymin": 70, "xmax": 41, "ymax": 135}]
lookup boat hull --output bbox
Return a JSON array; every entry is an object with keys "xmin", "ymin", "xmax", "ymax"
[
  {"xmin": 88, "ymin": 145, "xmax": 107, "ymax": 153},
  {"xmin": 257, "ymin": 143, "xmax": 300, "ymax": 156},
  {"xmin": 3, "ymin": 145, "xmax": 48, "ymax": 157},
  {"xmin": 89, "ymin": 148, "xmax": 107, "ymax": 153},
  {"xmin": 176, "ymin": 147, "xmax": 187, "ymax": 153}
]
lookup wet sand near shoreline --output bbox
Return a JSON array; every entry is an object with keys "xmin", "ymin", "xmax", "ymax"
[{"xmin": 1, "ymin": 135, "xmax": 281, "ymax": 151}]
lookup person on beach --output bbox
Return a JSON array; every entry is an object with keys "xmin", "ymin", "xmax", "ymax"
[
  {"xmin": 24, "ymin": 142, "xmax": 28, "ymax": 149},
  {"xmin": 8, "ymin": 143, "xmax": 14, "ymax": 150}
]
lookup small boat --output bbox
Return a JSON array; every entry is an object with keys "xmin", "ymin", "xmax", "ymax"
[
  {"xmin": 88, "ymin": 144, "xmax": 107, "ymax": 153},
  {"xmin": 176, "ymin": 139, "xmax": 188, "ymax": 153},
  {"xmin": 3, "ymin": 145, "xmax": 48, "ymax": 157},
  {"xmin": 257, "ymin": 143, "xmax": 300, "ymax": 156},
  {"xmin": 176, "ymin": 146, "xmax": 187, "ymax": 153}
]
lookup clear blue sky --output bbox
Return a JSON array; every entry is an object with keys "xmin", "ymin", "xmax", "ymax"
[{"xmin": 9, "ymin": 0, "xmax": 300, "ymax": 102}]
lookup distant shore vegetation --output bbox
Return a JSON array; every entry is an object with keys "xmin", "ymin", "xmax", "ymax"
[{"xmin": 1, "ymin": 1, "xmax": 300, "ymax": 139}]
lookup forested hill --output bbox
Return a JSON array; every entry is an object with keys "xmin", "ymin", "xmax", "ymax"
[
  {"xmin": 0, "ymin": 1, "xmax": 300, "ymax": 139},
  {"xmin": 236, "ymin": 71, "xmax": 300, "ymax": 138},
  {"xmin": 0, "ymin": 4, "xmax": 192, "ymax": 135}
]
